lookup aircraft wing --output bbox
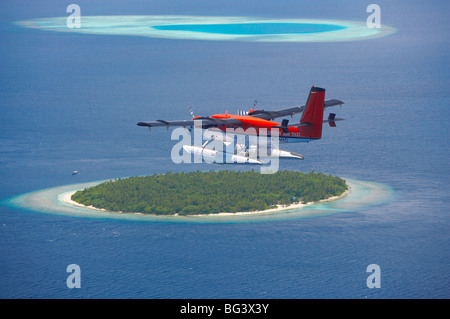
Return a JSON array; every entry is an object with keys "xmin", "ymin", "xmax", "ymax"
[
  {"xmin": 247, "ymin": 106, "xmax": 305, "ymax": 120},
  {"xmin": 137, "ymin": 119, "xmax": 196, "ymax": 128},
  {"xmin": 248, "ymin": 99, "xmax": 344, "ymax": 120},
  {"xmin": 137, "ymin": 117, "xmax": 243, "ymax": 129}
]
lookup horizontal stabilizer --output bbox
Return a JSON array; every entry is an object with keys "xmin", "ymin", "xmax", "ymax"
[{"xmin": 323, "ymin": 113, "xmax": 345, "ymax": 127}]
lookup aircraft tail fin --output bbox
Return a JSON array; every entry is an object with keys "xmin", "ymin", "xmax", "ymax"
[{"xmin": 299, "ymin": 86, "xmax": 326, "ymax": 139}]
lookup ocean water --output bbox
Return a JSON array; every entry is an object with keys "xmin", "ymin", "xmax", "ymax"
[{"xmin": 0, "ymin": 0, "xmax": 449, "ymax": 299}]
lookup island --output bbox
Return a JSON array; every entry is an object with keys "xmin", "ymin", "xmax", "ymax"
[{"xmin": 71, "ymin": 170, "xmax": 348, "ymax": 216}]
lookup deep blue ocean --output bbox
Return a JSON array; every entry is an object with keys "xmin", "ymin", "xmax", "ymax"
[{"xmin": 0, "ymin": 0, "xmax": 448, "ymax": 299}]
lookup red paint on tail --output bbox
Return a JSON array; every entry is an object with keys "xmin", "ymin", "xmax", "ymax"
[{"xmin": 299, "ymin": 86, "xmax": 326, "ymax": 139}]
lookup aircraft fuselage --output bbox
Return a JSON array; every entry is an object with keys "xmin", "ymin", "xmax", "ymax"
[{"xmin": 199, "ymin": 114, "xmax": 317, "ymax": 143}]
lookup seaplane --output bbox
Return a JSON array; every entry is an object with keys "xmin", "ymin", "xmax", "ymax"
[{"xmin": 137, "ymin": 86, "xmax": 344, "ymax": 164}]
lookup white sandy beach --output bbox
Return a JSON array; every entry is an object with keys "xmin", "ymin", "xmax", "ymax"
[{"xmin": 62, "ymin": 191, "xmax": 110, "ymax": 213}]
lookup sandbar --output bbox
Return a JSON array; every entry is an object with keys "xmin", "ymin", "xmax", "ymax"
[{"xmin": 15, "ymin": 15, "xmax": 397, "ymax": 43}]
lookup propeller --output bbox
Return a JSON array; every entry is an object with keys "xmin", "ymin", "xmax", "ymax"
[
  {"xmin": 188, "ymin": 106, "xmax": 195, "ymax": 118},
  {"xmin": 237, "ymin": 100, "xmax": 258, "ymax": 116},
  {"xmin": 187, "ymin": 106, "xmax": 195, "ymax": 131}
]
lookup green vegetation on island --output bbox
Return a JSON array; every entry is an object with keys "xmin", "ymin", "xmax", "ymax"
[{"xmin": 71, "ymin": 170, "xmax": 348, "ymax": 215}]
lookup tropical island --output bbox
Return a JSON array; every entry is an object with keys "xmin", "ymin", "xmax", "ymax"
[{"xmin": 71, "ymin": 170, "xmax": 348, "ymax": 216}]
